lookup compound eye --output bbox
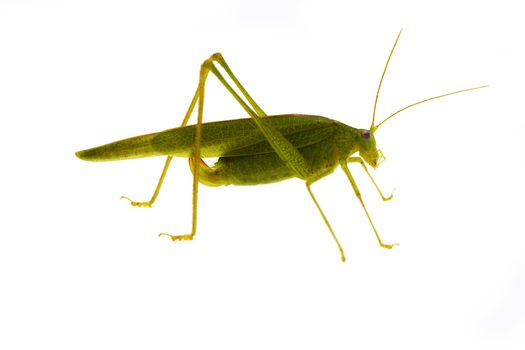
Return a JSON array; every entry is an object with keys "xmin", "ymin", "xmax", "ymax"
[{"xmin": 362, "ymin": 130, "xmax": 371, "ymax": 139}]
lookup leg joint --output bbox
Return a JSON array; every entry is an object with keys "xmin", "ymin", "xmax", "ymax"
[
  {"xmin": 210, "ymin": 52, "xmax": 223, "ymax": 61},
  {"xmin": 189, "ymin": 157, "xmax": 228, "ymax": 187},
  {"xmin": 201, "ymin": 52, "xmax": 224, "ymax": 71},
  {"xmin": 200, "ymin": 58, "xmax": 214, "ymax": 71}
]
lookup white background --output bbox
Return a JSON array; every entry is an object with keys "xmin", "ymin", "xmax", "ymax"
[{"xmin": 1, "ymin": 0, "xmax": 524, "ymax": 349}]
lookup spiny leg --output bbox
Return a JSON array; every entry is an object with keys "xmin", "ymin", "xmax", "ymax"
[
  {"xmin": 187, "ymin": 53, "xmax": 310, "ymax": 181},
  {"xmin": 185, "ymin": 53, "xmax": 267, "ymax": 176},
  {"xmin": 195, "ymin": 54, "xmax": 310, "ymax": 182},
  {"xmin": 347, "ymin": 157, "xmax": 394, "ymax": 201},
  {"xmin": 340, "ymin": 163, "xmax": 398, "ymax": 249},
  {"xmin": 158, "ymin": 63, "xmax": 211, "ymax": 242},
  {"xmin": 306, "ymin": 174, "xmax": 346, "ymax": 262},
  {"xmin": 121, "ymin": 85, "xmax": 200, "ymax": 208},
  {"xmin": 208, "ymin": 53, "xmax": 266, "ymax": 117},
  {"xmin": 159, "ymin": 54, "xmax": 278, "ymax": 242},
  {"xmin": 159, "ymin": 54, "xmax": 308, "ymax": 242},
  {"xmin": 204, "ymin": 57, "xmax": 264, "ymax": 118}
]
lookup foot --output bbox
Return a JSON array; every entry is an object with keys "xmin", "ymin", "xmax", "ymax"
[
  {"xmin": 380, "ymin": 242, "xmax": 399, "ymax": 249},
  {"xmin": 158, "ymin": 233, "xmax": 195, "ymax": 241},
  {"xmin": 120, "ymin": 196, "xmax": 152, "ymax": 208},
  {"xmin": 382, "ymin": 189, "xmax": 395, "ymax": 202}
]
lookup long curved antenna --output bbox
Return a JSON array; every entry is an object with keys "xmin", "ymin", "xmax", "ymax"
[
  {"xmin": 374, "ymin": 85, "xmax": 488, "ymax": 130},
  {"xmin": 371, "ymin": 29, "xmax": 403, "ymax": 131}
]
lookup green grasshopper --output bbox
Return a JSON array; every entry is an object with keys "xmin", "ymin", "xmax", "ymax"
[{"xmin": 76, "ymin": 31, "xmax": 486, "ymax": 261}]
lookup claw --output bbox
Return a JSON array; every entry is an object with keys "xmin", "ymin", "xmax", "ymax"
[
  {"xmin": 380, "ymin": 242, "xmax": 399, "ymax": 249},
  {"xmin": 158, "ymin": 233, "xmax": 194, "ymax": 241},
  {"xmin": 120, "ymin": 196, "xmax": 152, "ymax": 208},
  {"xmin": 383, "ymin": 189, "xmax": 395, "ymax": 201}
]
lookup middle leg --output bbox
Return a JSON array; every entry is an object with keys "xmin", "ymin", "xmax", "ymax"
[{"xmin": 306, "ymin": 172, "xmax": 346, "ymax": 262}]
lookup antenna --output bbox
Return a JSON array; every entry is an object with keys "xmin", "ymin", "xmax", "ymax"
[
  {"xmin": 374, "ymin": 85, "xmax": 489, "ymax": 130},
  {"xmin": 371, "ymin": 29, "xmax": 403, "ymax": 131}
]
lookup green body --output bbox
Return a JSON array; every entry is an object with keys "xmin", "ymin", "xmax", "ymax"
[
  {"xmin": 75, "ymin": 40, "xmax": 485, "ymax": 262},
  {"xmin": 76, "ymin": 114, "xmax": 375, "ymax": 186}
]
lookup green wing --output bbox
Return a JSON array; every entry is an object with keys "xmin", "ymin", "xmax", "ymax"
[
  {"xmin": 76, "ymin": 114, "xmax": 338, "ymax": 161},
  {"xmin": 152, "ymin": 114, "xmax": 338, "ymax": 157}
]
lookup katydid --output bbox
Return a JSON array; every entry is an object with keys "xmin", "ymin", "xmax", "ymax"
[{"xmin": 76, "ymin": 30, "xmax": 486, "ymax": 262}]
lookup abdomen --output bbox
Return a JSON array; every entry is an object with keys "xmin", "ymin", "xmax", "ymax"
[{"xmin": 210, "ymin": 138, "xmax": 339, "ymax": 186}]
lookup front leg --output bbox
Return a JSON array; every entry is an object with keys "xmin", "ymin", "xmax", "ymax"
[
  {"xmin": 340, "ymin": 162, "xmax": 398, "ymax": 250},
  {"xmin": 347, "ymin": 157, "xmax": 394, "ymax": 201}
]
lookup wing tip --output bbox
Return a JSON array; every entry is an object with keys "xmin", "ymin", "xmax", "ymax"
[{"xmin": 75, "ymin": 148, "xmax": 105, "ymax": 162}]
